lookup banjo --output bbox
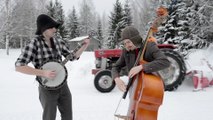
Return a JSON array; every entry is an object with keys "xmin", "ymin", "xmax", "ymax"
[{"xmin": 37, "ymin": 36, "xmax": 88, "ymax": 90}]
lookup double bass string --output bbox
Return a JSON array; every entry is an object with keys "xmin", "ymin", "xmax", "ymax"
[{"xmin": 114, "ymin": 43, "xmax": 143, "ymax": 119}]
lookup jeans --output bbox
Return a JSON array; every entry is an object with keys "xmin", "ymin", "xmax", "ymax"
[{"xmin": 39, "ymin": 82, "xmax": 72, "ymax": 120}]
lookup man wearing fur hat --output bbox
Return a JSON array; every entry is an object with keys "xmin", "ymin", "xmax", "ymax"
[
  {"xmin": 112, "ymin": 26, "xmax": 170, "ymax": 92},
  {"xmin": 15, "ymin": 14, "xmax": 90, "ymax": 120}
]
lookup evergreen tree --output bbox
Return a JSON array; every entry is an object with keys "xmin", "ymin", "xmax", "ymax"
[
  {"xmin": 46, "ymin": 0, "xmax": 67, "ymax": 39},
  {"xmin": 54, "ymin": 0, "xmax": 67, "ymax": 39},
  {"xmin": 123, "ymin": 0, "xmax": 132, "ymax": 26},
  {"xmin": 67, "ymin": 7, "xmax": 80, "ymax": 39},
  {"xmin": 97, "ymin": 19, "xmax": 103, "ymax": 48},
  {"xmin": 155, "ymin": 0, "xmax": 213, "ymax": 58},
  {"xmin": 107, "ymin": 0, "xmax": 124, "ymax": 49},
  {"xmin": 46, "ymin": 0, "xmax": 55, "ymax": 17},
  {"xmin": 155, "ymin": 0, "xmax": 191, "ymax": 56}
]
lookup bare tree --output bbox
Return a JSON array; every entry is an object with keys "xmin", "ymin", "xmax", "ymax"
[
  {"xmin": 78, "ymin": 0, "xmax": 97, "ymax": 36},
  {"xmin": 101, "ymin": 12, "xmax": 109, "ymax": 48},
  {"xmin": 36, "ymin": 0, "xmax": 48, "ymax": 13},
  {"xmin": 130, "ymin": 0, "xmax": 157, "ymax": 38},
  {"xmin": 5, "ymin": 0, "xmax": 12, "ymax": 55},
  {"xmin": 0, "ymin": 0, "xmax": 7, "ymax": 32},
  {"xmin": 0, "ymin": 0, "xmax": 7, "ymax": 48}
]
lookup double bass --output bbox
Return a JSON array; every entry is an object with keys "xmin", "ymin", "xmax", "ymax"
[{"xmin": 114, "ymin": 6, "xmax": 168, "ymax": 120}]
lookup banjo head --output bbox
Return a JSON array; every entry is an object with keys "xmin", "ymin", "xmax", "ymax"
[{"xmin": 40, "ymin": 61, "xmax": 67, "ymax": 90}]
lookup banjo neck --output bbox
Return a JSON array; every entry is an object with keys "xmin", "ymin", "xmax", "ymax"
[{"xmin": 61, "ymin": 41, "xmax": 86, "ymax": 65}]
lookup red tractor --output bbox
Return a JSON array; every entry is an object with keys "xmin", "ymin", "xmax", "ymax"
[{"xmin": 92, "ymin": 44, "xmax": 186, "ymax": 92}]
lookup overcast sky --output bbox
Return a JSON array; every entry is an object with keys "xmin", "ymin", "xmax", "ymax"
[{"xmin": 60, "ymin": 0, "xmax": 125, "ymax": 15}]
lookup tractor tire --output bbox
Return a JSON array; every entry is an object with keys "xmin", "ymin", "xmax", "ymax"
[
  {"xmin": 94, "ymin": 70, "xmax": 115, "ymax": 92},
  {"xmin": 159, "ymin": 48, "xmax": 186, "ymax": 91}
]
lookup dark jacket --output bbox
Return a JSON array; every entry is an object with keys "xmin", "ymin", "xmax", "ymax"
[{"xmin": 111, "ymin": 42, "xmax": 170, "ymax": 80}]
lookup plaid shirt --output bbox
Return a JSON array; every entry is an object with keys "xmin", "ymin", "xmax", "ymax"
[{"xmin": 15, "ymin": 36, "xmax": 75, "ymax": 69}]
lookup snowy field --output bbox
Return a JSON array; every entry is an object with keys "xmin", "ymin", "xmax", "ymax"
[{"xmin": 0, "ymin": 48, "xmax": 213, "ymax": 120}]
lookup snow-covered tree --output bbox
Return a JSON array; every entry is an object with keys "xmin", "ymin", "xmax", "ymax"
[
  {"xmin": 78, "ymin": 0, "xmax": 97, "ymax": 36},
  {"xmin": 123, "ymin": 0, "xmax": 132, "ymax": 26},
  {"xmin": 0, "ymin": 0, "xmax": 8, "ymax": 35},
  {"xmin": 11, "ymin": 0, "xmax": 38, "ymax": 46},
  {"xmin": 100, "ymin": 12, "xmax": 109, "ymax": 49},
  {"xmin": 155, "ymin": 0, "xmax": 213, "ymax": 57},
  {"xmin": 36, "ymin": 0, "xmax": 48, "ymax": 13},
  {"xmin": 157, "ymin": 1, "xmax": 189, "ymax": 42},
  {"xmin": 130, "ymin": 0, "xmax": 156, "ymax": 38},
  {"xmin": 4, "ymin": 0, "xmax": 12, "ymax": 54},
  {"xmin": 189, "ymin": 0, "xmax": 213, "ymax": 47},
  {"xmin": 107, "ymin": 0, "xmax": 124, "ymax": 49},
  {"xmin": 155, "ymin": 0, "xmax": 191, "ymax": 57},
  {"xmin": 67, "ymin": 6, "xmax": 80, "ymax": 39},
  {"xmin": 0, "ymin": 0, "xmax": 39, "ymax": 53},
  {"xmin": 0, "ymin": 0, "xmax": 48, "ymax": 52},
  {"xmin": 47, "ymin": 0, "xmax": 67, "ymax": 39},
  {"xmin": 46, "ymin": 0, "xmax": 55, "ymax": 17},
  {"xmin": 97, "ymin": 18, "xmax": 103, "ymax": 48}
]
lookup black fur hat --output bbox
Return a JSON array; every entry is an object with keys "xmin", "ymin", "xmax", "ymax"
[{"xmin": 35, "ymin": 14, "xmax": 61, "ymax": 35}]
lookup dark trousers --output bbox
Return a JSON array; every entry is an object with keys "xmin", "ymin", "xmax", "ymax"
[{"xmin": 39, "ymin": 83, "xmax": 72, "ymax": 120}]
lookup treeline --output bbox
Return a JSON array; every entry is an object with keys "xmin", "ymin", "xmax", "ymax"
[
  {"xmin": 0, "ymin": 0, "xmax": 133, "ymax": 54},
  {"xmin": 0, "ymin": 0, "xmax": 212, "ymax": 56}
]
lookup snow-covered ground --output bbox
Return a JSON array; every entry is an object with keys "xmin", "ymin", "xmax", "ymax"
[{"xmin": 0, "ymin": 48, "xmax": 213, "ymax": 120}]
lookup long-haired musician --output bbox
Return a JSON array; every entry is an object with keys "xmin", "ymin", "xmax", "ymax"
[{"xmin": 15, "ymin": 14, "xmax": 90, "ymax": 120}]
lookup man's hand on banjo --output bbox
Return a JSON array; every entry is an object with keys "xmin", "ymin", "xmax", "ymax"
[{"xmin": 42, "ymin": 70, "xmax": 57, "ymax": 80}]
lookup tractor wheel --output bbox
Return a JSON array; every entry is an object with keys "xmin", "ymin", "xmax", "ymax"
[
  {"xmin": 94, "ymin": 70, "xmax": 115, "ymax": 92},
  {"xmin": 159, "ymin": 48, "xmax": 186, "ymax": 91}
]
